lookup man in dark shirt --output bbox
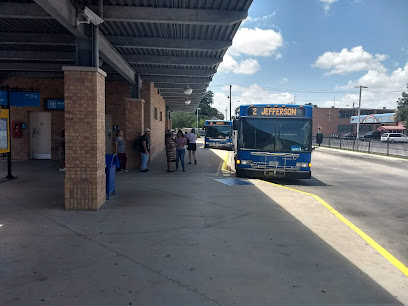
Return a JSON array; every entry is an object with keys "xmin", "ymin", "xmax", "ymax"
[{"xmin": 140, "ymin": 128, "xmax": 151, "ymax": 172}]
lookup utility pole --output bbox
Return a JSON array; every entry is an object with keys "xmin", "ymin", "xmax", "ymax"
[
  {"xmin": 196, "ymin": 108, "xmax": 201, "ymax": 130},
  {"xmin": 229, "ymin": 85, "xmax": 232, "ymax": 121},
  {"xmin": 354, "ymin": 85, "xmax": 368, "ymax": 151}
]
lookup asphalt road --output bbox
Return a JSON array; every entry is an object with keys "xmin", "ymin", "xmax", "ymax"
[{"xmin": 279, "ymin": 147, "xmax": 408, "ymax": 268}]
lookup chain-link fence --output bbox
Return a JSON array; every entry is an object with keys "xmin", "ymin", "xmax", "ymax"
[{"xmin": 313, "ymin": 136, "xmax": 408, "ymax": 158}]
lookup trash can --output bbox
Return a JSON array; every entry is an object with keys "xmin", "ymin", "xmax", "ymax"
[{"xmin": 105, "ymin": 154, "xmax": 119, "ymax": 200}]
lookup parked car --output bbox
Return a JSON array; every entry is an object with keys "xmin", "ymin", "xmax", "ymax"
[
  {"xmin": 360, "ymin": 130, "xmax": 381, "ymax": 140},
  {"xmin": 341, "ymin": 132, "xmax": 356, "ymax": 139},
  {"xmin": 380, "ymin": 133, "xmax": 408, "ymax": 143}
]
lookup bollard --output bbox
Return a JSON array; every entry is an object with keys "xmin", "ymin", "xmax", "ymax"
[{"xmin": 387, "ymin": 141, "xmax": 390, "ymax": 156}]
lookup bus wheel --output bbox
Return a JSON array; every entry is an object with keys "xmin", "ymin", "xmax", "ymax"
[{"xmin": 236, "ymin": 168, "xmax": 245, "ymax": 178}]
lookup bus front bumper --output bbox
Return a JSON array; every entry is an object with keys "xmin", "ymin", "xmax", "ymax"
[{"xmin": 237, "ymin": 168, "xmax": 311, "ymax": 179}]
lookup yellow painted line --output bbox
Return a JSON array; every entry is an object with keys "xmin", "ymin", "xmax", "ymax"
[
  {"xmin": 263, "ymin": 181, "xmax": 408, "ymax": 277},
  {"xmin": 221, "ymin": 151, "xmax": 229, "ymax": 171}
]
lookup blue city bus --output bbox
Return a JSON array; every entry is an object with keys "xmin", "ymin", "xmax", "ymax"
[
  {"xmin": 204, "ymin": 120, "xmax": 234, "ymax": 150},
  {"xmin": 234, "ymin": 104, "xmax": 313, "ymax": 179}
]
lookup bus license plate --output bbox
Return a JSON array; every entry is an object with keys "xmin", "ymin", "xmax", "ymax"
[{"xmin": 269, "ymin": 161, "xmax": 279, "ymax": 167}]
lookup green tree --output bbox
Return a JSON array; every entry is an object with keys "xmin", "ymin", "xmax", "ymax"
[
  {"xmin": 171, "ymin": 112, "xmax": 196, "ymax": 129},
  {"xmin": 396, "ymin": 84, "xmax": 408, "ymax": 129},
  {"xmin": 197, "ymin": 90, "xmax": 224, "ymax": 120}
]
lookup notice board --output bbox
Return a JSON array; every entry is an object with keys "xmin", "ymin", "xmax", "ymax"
[{"xmin": 0, "ymin": 108, "xmax": 10, "ymax": 153}]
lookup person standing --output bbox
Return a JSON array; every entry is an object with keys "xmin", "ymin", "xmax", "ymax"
[
  {"xmin": 165, "ymin": 132, "xmax": 176, "ymax": 172},
  {"xmin": 115, "ymin": 130, "xmax": 128, "ymax": 172},
  {"xmin": 140, "ymin": 128, "xmax": 151, "ymax": 172},
  {"xmin": 174, "ymin": 130, "xmax": 187, "ymax": 172},
  {"xmin": 185, "ymin": 128, "xmax": 198, "ymax": 164}
]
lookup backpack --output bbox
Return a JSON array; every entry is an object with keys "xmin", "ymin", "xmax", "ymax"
[{"xmin": 133, "ymin": 137, "xmax": 141, "ymax": 151}]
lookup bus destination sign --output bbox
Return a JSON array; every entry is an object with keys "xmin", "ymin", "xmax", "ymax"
[
  {"xmin": 247, "ymin": 106, "xmax": 304, "ymax": 117},
  {"xmin": 209, "ymin": 121, "xmax": 229, "ymax": 125}
]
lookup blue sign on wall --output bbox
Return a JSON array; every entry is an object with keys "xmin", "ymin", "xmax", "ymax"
[
  {"xmin": 0, "ymin": 90, "xmax": 7, "ymax": 106},
  {"xmin": 45, "ymin": 99, "xmax": 65, "ymax": 110},
  {"xmin": 0, "ymin": 91, "xmax": 40, "ymax": 107},
  {"xmin": 10, "ymin": 92, "xmax": 40, "ymax": 107}
]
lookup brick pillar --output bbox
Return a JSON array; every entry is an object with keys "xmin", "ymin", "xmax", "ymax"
[
  {"xmin": 63, "ymin": 66, "xmax": 106, "ymax": 210},
  {"xmin": 124, "ymin": 98, "xmax": 144, "ymax": 169}
]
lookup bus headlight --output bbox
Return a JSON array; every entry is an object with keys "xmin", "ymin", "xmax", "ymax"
[
  {"xmin": 241, "ymin": 160, "xmax": 253, "ymax": 165},
  {"xmin": 296, "ymin": 162, "xmax": 309, "ymax": 168}
]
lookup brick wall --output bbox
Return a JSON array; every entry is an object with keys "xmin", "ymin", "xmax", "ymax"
[
  {"xmin": 0, "ymin": 78, "xmax": 64, "ymax": 160},
  {"xmin": 141, "ymin": 82, "xmax": 166, "ymax": 161},
  {"xmin": 313, "ymin": 108, "xmax": 340, "ymax": 136},
  {"xmin": 63, "ymin": 67, "xmax": 106, "ymax": 210},
  {"xmin": 1, "ymin": 78, "xmax": 166, "ymax": 164}
]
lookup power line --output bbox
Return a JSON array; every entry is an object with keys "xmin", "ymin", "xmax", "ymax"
[{"xmin": 209, "ymin": 84, "xmax": 406, "ymax": 94}]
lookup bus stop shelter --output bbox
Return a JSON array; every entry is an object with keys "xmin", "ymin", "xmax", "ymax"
[{"xmin": 0, "ymin": 0, "xmax": 253, "ymax": 209}]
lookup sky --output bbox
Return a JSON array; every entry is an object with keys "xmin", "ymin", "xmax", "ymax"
[{"xmin": 208, "ymin": 0, "xmax": 408, "ymax": 118}]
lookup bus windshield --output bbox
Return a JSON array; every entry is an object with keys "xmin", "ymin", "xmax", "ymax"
[
  {"xmin": 206, "ymin": 126, "xmax": 232, "ymax": 139},
  {"xmin": 240, "ymin": 117, "xmax": 312, "ymax": 152}
]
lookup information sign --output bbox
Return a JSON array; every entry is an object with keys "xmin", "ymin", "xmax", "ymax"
[
  {"xmin": 0, "ymin": 90, "xmax": 7, "ymax": 105},
  {"xmin": 45, "ymin": 99, "xmax": 65, "ymax": 110},
  {"xmin": 0, "ymin": 109, "xmax": 10, "ymax": 153},
  {"xmin": 10, "ymin": 92, "xmax": 40, "ymax": 107}
]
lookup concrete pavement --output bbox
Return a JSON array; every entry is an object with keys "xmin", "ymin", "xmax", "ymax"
[{"xmin": 0, "ymin": 141, "xmax": 403, "ymax": 305}]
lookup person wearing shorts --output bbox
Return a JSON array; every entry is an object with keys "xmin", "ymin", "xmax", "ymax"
[{"xmin": 185, "ymin": 128, "xmax": 197, "ymax": 165}]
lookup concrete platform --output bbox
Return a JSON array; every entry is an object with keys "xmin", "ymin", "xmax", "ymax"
[{"xmin": 0, "ymin": 141, "xmax": 404, "ymax": 305}]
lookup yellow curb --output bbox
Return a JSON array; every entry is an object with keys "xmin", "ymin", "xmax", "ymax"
[{"xmin": 263, "ymin": 181, "xmax": 408, "ymax": 277}]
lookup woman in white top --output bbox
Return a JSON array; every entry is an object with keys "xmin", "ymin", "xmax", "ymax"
[{"xmin": 185, "ymin": 128, "xmax": 198, "ymax": 164}]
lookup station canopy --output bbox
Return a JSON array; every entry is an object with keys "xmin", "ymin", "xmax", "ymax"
[{"xmin": 0, "ymin": 0, "xmax": 252, "ymax": 111}]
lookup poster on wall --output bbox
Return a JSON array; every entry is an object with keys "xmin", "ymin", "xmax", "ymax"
[{"xmin": 0, "ymin": 109, "xmax": 10, "ymax": 153}]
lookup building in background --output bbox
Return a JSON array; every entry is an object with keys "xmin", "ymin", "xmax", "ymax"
[{"xmin": 312, "ymin": 107, "xmax": 397, "ymax": 137}]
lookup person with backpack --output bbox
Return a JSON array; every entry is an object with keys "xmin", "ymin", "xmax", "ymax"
[{"xmin": 139, "ymin": 128, "xmax": 151, "ymax": 172}]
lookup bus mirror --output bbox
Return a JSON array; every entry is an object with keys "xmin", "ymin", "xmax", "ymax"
[
  {"xmin": 233, "ymin": 119, "xmax": 238, "ymax": 130},
  {"xmin": 316, "ymin": 132, "xmax": 323, "ymax": 145}
]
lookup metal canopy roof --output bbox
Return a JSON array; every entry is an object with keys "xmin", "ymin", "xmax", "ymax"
[{"xmin": 0, "ymin": 0, "xmax": 252, "ymax": 111}]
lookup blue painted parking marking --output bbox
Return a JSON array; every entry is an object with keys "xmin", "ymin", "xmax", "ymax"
[{"xmin": 214, "ymin": 178, "xmax": 253, "ymax": 186}]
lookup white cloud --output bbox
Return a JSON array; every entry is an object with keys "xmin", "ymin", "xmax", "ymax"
[
  {"xmin": 332, "ymin": 62, "xmax": 408, "ymax": 109},
  {"xmin": 218, "ymin": 27, "xmax": 283, "ymax": 75},
  {"xmin": 314, "ymin": 46, "xmax": 388, "ymax": 75},
  {"xmin": 218, "ymin": 55, "xmax": 260, "ymax": 75},
  {"xmin": 321, "ymin": 0, "xmax": 338, "ymax": 14},
  {"xmin": 229, "ymin": 27, "xmax": 284, "ymax": 57},
  {"xmin": 211, "ymin": 84, "xmax": 295, "ymax": 115},
  {"xmin": 243, "ymin": 13, "xmax": 276, "ymax": 25}
]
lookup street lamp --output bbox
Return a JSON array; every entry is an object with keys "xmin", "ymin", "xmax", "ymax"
[
  {"xmin": 196, "ymin": 107, "xmax": 201, "ymax": 129},
  {"xmin": 354, "ymin": 85, "xmax": 368, "ymax": 150}
]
